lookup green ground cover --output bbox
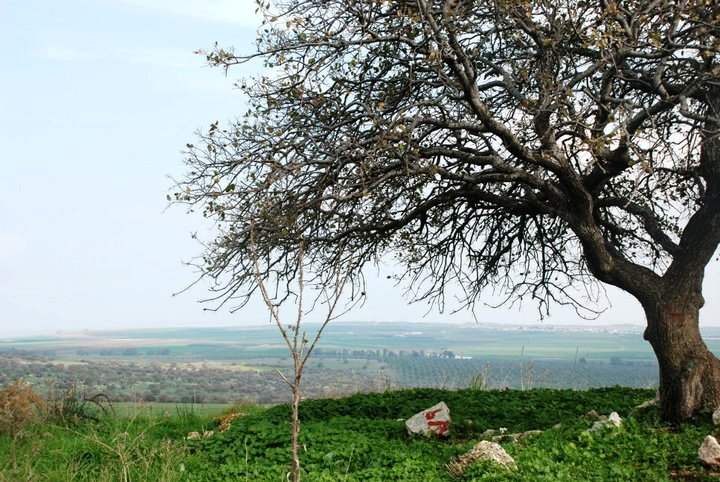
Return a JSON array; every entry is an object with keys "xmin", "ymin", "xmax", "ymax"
[
  {"xmin": 183, "ymin": 387, "xmax": 718, "ymax": 481},
  {"xmin": 5, "ymin": 386, "xmax": 716, "ymax": 481}
]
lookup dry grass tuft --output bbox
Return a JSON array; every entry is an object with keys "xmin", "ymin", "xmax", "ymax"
[{"xmin": 0, "ymin": 380, "xmax": 44, "ymax": 436}]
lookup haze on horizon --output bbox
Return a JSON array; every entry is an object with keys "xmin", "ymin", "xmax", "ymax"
[{"xmin": 2, "ymin": 0, "xmax": 719, "ymax": 338}]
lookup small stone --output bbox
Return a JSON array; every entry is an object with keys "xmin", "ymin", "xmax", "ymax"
[
  {"xmin": 634, "ymin": 398, "xmax": 658, "ymax": 411},
  {"xmin": 405, "ymin": 402, "xmax": 451, "ymax": 437},
  {"xmin": 491, "ymin": 434, "xmax": 517, "ymax": 443},
  {"xmin": 712, "ymin": 407, "xmax": 720, "ymax": 426},
  {"xmin": 588, "ymin": 412, "xmax": 622, "ymax": 432},
  {"xmin": 517, "ymin": 430, "xmax": 543, "ymax": 440},
  {"xmin": 447, "ymin": 440, "xmax": 516, "ymax": 477},
  {"xmin": 480, "ymin": 429, "xmax": 496, "ymax": 438},
  {"xmin": 699, "ymin": 435, "xmax": 720, "ymax": 467},
  {"xmin": 585, "ymin": 410, "xmax": 599, "ymax": 419},
  {"xmin": 552, "ymin": 423, "xmax": 562, "ymax": 430}
]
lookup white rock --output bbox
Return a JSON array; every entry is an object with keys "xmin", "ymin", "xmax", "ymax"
[
  {"xmin": 588, "ymin": 412, "xmax": 622, "ymax": 432},
  {"xmin": 712, "ymin": 407, "xmax": 720, "ymax": 426},
  {"xmin": 405, "ymin": 401, "xmax": 451, "ymax": 437},
  {"xmin": 608, "ymin": 412, "xmax": 622, "ymax": 427},
  {"xmin": 699, "ymin": 435, "xmax": 720, "ymax": 467}
]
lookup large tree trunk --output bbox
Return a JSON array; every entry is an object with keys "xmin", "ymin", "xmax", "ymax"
[{"xmin": 643, "ymin": 290, "xmax": 720, "ymax": 422}]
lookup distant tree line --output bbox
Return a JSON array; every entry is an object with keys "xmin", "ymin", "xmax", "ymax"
[
  {"xmin": 0, "ymin": 355, "xmax": 379, "ymax": 404},
  {"xmin": 313, "ymin": 348, "xmax": 456, "ymax": 359}
]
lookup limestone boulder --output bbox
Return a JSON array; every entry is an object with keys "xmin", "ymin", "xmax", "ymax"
[
  {"xmin": 405, "ymin": 401, "xmax": 451, "ymax": 437},
  {"xmin": 699, "ymin": 435, "xmax": 720, "ymax": 467}
]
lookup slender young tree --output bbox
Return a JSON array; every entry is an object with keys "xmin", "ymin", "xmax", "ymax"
[
  {"xmin": 249, "ymin": 233, "xmax": 356, "ymax": 482},
  {"xmin": 177, "ymin": 0, "xmax": 720, "ymax": 421}
]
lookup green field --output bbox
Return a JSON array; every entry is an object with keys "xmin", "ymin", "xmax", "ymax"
[{"xmin": 1, "ymin": 322, "xmax": 699, "ymax": 362}]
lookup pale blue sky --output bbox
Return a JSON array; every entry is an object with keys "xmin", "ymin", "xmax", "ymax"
[{"xmin": 1, "ymin": 0, "xmax": 717, "ymax": 336}]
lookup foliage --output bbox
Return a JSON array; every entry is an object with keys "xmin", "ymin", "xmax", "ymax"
[
  {"xmin": 261, "ymin": 386, "xmax": 654, "ymax": 435},
  {"xmin": 182, "ymin": 386, "xmax": 717, "ymax": 481},
  {"xmin": 4, "ymin": 386, "xmax": 720, "ymax": 480}
]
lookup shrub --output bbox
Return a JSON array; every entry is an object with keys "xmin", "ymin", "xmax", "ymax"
[
  {"xmin": 0, "ymin": 380, "xmax": 44, "ymax": 435},
  {"xmin": 45, "ymin": 382, "xmax": 113, "ymax": 425}
]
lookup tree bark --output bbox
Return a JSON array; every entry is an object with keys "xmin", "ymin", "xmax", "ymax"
[
  {"xmin": 643, "ymin": 289, "xmax": 720, "ymax": 422},
  {"xmin": 290, "ymin": 380, "xmax": 301, "ymax": 482},
  {"xmin": 631, "ymin": 84, "xmax": 720, "ymax": 422}
]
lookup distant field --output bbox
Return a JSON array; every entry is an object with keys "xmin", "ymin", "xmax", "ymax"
[
  {"xmin": 1, "ymin": 321, "xmax": 697, "ymax": 362},
  {"xmin": 113, "ymin": 401, "xmax": 232, "ymax": 418},
  {"xmin": 4, "ymin": 322, "xmax": 720, "ymax": 402}
]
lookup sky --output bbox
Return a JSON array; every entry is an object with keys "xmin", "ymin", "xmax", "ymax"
[{"xmin": 1, "ymin": 0, "xmax": 719, "ymax": 337}]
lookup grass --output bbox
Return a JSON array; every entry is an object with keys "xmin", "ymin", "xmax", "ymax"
[
  {"xmin": 113, "ymin": 402, "xmax": 234, "ymax": 419},
  {"xmin": 0, "ymin": 407, "xmax": 196, "ymax": 481},
  {"xmin": 2, "ymin": 386, "xmax": 719, "ymax": 481}
]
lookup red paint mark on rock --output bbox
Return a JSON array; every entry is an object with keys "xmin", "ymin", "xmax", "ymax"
[
  {"xmin": 405, "ymin": 402, "xmax": 451, "ymax": 437},
  {"xmin": 425, "ymin": 408, "xmax": 442, "ymax": 420}
]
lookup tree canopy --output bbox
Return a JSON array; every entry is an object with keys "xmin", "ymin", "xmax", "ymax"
[{"xmin": 177, "ymin": 0, "xmax": 720, "ymax": 420}]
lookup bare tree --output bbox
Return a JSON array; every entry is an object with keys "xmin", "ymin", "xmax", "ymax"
[
  {"xmin": 176, "ymin": 0, "xmax": 720, "ymax": 421},
  {"xmin": 250, "ymin": 230, "xmax": 356, "ymax": 482}
]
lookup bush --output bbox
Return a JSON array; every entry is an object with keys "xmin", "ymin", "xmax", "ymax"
[
  {"xmin": 45, "ymin": 382, "xmax": 113, "ymax": 425},
  {"xmin": 0, "ymin": 380, "xmax": 44, "ymax": 435}
]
